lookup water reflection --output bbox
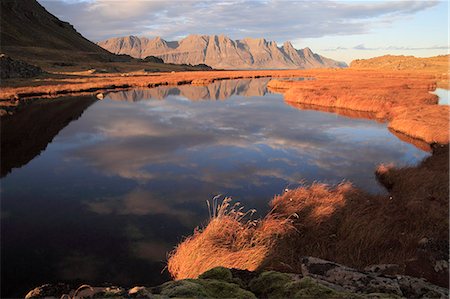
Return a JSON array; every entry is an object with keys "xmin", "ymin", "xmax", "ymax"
[
  {"xmin": 0, "ymin": 96, "xmax": 97, "ymax": 177},
  {"xmin": 1, "ymin": 78, "xmax": 429, "ymax": 297},
  {"xmin": 108, "ymin": 77, "xmax": 271, "ymax": 102}
]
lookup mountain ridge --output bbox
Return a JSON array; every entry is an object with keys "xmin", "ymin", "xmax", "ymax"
[
  {"xmin": 0, "ymin": 0, "xmax": 118, "ymax": 64},
  {"xmin": 98, "ymin": 35, "xmax": 347, "ymax": 69}
]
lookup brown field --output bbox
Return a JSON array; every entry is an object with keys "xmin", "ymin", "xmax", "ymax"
[{"xmin": 168, "ymin": 144, "xmax": 449, "ymax": 287}]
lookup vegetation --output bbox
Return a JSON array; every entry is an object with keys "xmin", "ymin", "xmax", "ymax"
[
  {"xmin": 168, "ymin": 145, "xmax": 449, "ymax": 287},
  {"xmin": 268, "ymin": 65, "xmax": 449, "ymax": 144}
]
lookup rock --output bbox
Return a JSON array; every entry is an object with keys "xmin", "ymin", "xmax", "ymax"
[
  {"xmin": 300, "ymin": 256, "xmax": 448, "ymax": 298},
  {"xmin": 25, "ymin": 283, "xmax": 72, "ymax": 299},
  {"xmin": 0, "ymin": 54, "xmax": 43, "ymax": 79},
  {"xmin": 96, "ymin": 93, "xmax": 104, "ymax": 100},
  {"xmin": 128, "ymin": 286, "xmax": 152, "ymax": 297},
  {"xmin": 364, "ymin": 264, "xmax": 402, "ymax": 276},
  {"xmin": 24, "ymin": 257, "xmax": 449, "ymax": 299},
  {"xmin": 93, "ymin": 286, "xmax": 126, "ymax": 297},
  {"xmin": 396, "ymin": 275, "xmax": 448, "ymax": 299}
]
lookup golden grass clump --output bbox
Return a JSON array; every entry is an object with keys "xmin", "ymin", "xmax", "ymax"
[{"xmin": 167, "ymin": 197, "xmax": 293, "ymax": 280}]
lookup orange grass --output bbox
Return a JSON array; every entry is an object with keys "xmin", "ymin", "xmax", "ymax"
[
  {"xmin": 168, "ymin": 145, "xmax": 449, "ymax": 287},
  {"xmin": 167, "ymin": 197, "xmax": 293, "ymax": 280},
  {"xmin": 0, "ymin": 70, "xmax": 310, "ymax": 102},
  {"xmin": 268, "ymin": 68, "xmax": 449, "ymax": 144}
]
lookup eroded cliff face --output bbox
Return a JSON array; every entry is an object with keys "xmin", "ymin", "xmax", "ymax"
[{"xmin": 98, "ymin": 35, "xmax": 347, "ymax": 69}]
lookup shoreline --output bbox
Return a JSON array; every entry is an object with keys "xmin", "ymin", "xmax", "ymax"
[
  {"xmin": 25, "ymin": 259, "xmax": 449, "ymax": 298},
  {"xmin": 2, "ymin": 68, "xmax": 448, "ymax": 149},
  {"xmin": 267, "ymin": 70, "xmax": 449, "ymax": 145}
]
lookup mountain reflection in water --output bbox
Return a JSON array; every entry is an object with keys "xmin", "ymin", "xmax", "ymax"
[
  {"xmin": 108, "ymin": 77, "xmax": 271, "ymax": 102},
  {"xmin": 1, "ymin": 78, "xmax": 429, "ymax": 297}
]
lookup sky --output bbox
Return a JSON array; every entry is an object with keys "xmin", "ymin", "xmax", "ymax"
[{"xmin": 39, "ymin": 0, "xmax": 448, "ymax": 63}]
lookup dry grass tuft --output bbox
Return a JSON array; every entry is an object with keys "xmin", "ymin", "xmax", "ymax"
[{"xmin": 167, "ymin": 196, "xmax": 293, "ymax": 280}]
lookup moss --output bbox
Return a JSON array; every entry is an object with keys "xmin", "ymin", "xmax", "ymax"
[
  {"xmin": 291, "ymin": 277, "xmax": 362, "ymax": 298},
  {"xmin": 158, "ymin": 278, "xmax": 256, "ymax": 298},
  {"xmin": 196, "ymin": 279, "xmax": 257, "ymax": 299},
  {"xmin": 199, "ymin": 267, "xmax": 233, "ymax": 282},
  {"xmin": 249, "ymin": 273, "xmax": 365, "ymax": 299},
  {"xmin": 248, "ymin": 271, "xmax": 292, "ymax": 298}
]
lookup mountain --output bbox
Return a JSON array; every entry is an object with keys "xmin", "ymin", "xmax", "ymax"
[
  {"xmin": 98, "ymin": 35, "xmax": 347, "ymax": 69},
  {"xmin": 0, "ymin": 0, "xmax": 123, "ymax": 64}
]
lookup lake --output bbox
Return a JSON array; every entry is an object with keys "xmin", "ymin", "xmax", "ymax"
[{"xmin": 0, "ymin": 77, "xmax": 429, "ymax": 297}]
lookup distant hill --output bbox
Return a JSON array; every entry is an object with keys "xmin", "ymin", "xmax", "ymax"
[
  {"xmin": 98, "ymin": 35, "xmax": 347, "ymax": 70},
  {"xmin": 350, "ymin": 55, "xmax": 449, "ymax": 72},
  {"xmin": 0, "ymin": 0, "xmax": 123, "ymax": 64}
]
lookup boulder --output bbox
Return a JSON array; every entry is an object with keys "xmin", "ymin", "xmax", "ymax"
[{"xmin": 24, "ymin": 257, "xmax": 449, "ymax": 298}]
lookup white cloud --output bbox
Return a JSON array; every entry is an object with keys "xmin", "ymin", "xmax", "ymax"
[{"xmin": 38, "ymin": 0, "xmax": 438, "ymax": 42}]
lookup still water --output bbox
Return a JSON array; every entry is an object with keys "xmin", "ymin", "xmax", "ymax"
[
  {"xmin": 1, "ymin": 78, "xmax": 429, "ymax": 296},
  {"xmin": 433, "ymin": 88, "xmax": 449, "ymax": 105}
]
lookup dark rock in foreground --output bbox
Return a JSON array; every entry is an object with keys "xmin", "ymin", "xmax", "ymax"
[
  {"xmin": 0, "ymin": 54, "xmax": 43, "ymax": 79},
  {"xmin": 25, "ymin": 257, "xmax": 448, "ymax": 298}
]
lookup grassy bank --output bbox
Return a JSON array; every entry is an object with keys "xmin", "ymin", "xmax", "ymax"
[
  {"xmin": 268, "ymin": 68, "xmax": 449, "ymax": 144},
  {"xmin": 0, "ymin": 69, "xmax": 307, "ymax": 103},
  {"xmin": 168, "ymin": 144, "xmax": 449, "ymax": 288},
  {"xmin": 3, "ymin": 66, "xmax": 447, "ymax": 146}
]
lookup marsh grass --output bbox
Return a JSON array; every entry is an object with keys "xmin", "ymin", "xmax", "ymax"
[{"xmin": 269, "ymin": 70, "xmax": 449, "ymax": 144}]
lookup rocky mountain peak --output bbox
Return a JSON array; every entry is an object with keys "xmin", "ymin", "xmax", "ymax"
[
  {"xmin": 302, "ymin": 47, "xmax": 314, "ymax": 57},
  {"xmin": 98, "ymin": 34, "xmax": 347, "ymax": 69},
  {"xmin": 282, "ymin": 41, "xmax": 295, "ymax": 50}
]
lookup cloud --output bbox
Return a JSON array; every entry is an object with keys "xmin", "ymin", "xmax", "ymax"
[
  {"xmin": 38, "ymin": 0, "xmax": 438, "ymax": 42},
  {"xmin": 323, "ymin": 44, "xmax": 448, "ymax": 51}
]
